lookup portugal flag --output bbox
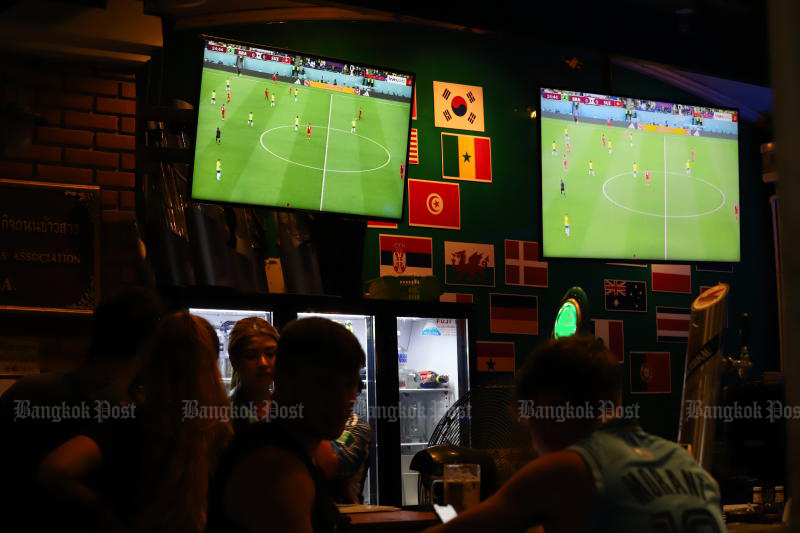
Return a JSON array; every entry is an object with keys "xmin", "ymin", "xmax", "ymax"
[
  {"xmin": 407, "ymin": 179, "xmax": 460, "ymax": 230},
  {"xmin": 441, "ymin": 133, "xmax": 492, "ymax": 182},
  {"xmin": 629, "ymin": 352, "xmax": 671, "ymax": 394}
]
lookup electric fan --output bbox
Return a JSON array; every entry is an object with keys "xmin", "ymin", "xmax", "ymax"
[{"xmin": 414, "ymin": 385, "xmax": 535, "ymax": 503}]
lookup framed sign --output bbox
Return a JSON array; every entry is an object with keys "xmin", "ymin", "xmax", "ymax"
[{"xmin": 0, "ymin": 179, "xmax": 100, "ymax": 313}]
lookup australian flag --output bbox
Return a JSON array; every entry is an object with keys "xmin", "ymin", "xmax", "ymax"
[{"xmin": 604, "ymin": 279, "xmax": 647, "ymax": 312}]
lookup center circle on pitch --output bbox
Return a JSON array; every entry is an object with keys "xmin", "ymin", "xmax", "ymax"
[
  {"xmin": 259, "ymin": 125, "xmax": 391, "ymax": 173},
  {"xmin": 601, "ymin": 171, "xmax": 727, "ymax": 218}
]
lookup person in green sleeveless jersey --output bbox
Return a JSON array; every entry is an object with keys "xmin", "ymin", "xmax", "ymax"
[{"xmin": 423, "ymin": 335, "xmax": 725, "ymax": 533}]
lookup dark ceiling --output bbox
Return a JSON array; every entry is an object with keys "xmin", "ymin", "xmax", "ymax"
[{"xmin": 335, "ymin": 0, "xmax": 770, "ymax": 88}]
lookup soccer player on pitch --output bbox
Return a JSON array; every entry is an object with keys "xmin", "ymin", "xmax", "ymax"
[
  {"xmin": 358, "ymin": 108, "xmax": 364, "ymax": 121},
  {"xmin": 645, "ymin": 169, "xmax": 652, "ymax": 185},
  {"xmin": 265, "ymin": 88, "xmax": 270, "ymax": 100},
  {"xmin": 632, "ymin": 161, "xmax": 638, "ymax": 178},
  {"xmin": 211, "ymin": 89, "xmax": 217, "ymax": 105},
  {"xmin": 226, "ymin": 78, "xmax": 231, "ymax": 92},
  {"xmin": 551, "ymin": 141, "xmax": 557, "ymax": 156},
  {"xmin": 691, "ymin": 147, "xmax": 697, "ymax": 161},
  {"xmin": 215, "ymin": 127, "xmax": 221, "ymax": 144},
  {"xmin": 221, "ymin": 104, "xmax": 226, "ymax": 121},
  {"xmin": 226, "ymin": 90, "xmax": 231, "ymax": 104},
  {"xmin": 566, "ymin": 140, "xmax": 572, "ymax": 154},
  {"xmin": 685, "ymin": 159, "xmax": 691, "ymax": 175},
  {"xmin": 216, "ymin": 159, "xmax": 222, "ymax": 181},
  {"xmin": 306, "ymin": 123, "xmax": 312, "ymax": 140},
  {"xmin": 628, "ymin": 131, "xmax": 634, "ymax": 147},
  {"xmin": 400, "ymin": 164, "xmax": 405, "ymax": 180},
  {"xmin": 564, "ymin": 214, "xmax": 571, "ymax": 237},
  {"xmin": 248, "ymin": 112, "xmax": 253, "ymax": 127},
  {"xmin": 351, "ymin": 119, "xmax": 357, "ymax": 134},
  {"xmin": 271, "ymin": 94, "xmax": 276, "ymax": 108},
  {"xmin": 294, "ymin": 87, "xmax": 299, "ymax": 102},
  {"xmin": 272, "ymin": 72, "xmax": 278, "ymax": 83},
  {"xmin": 562, "ymin": 155, "xmax": 569, "ymax": 172},
  {"xmin": 564, "ymin": 127, "xmax": 570, "ymax": 142},
  {"xmin": 601, "ymin": 133, "xmax": 606, "ymax": 147},
  {"xmin": 607, "ymin": 140, "xmax": 613, "ymax": 154},
  {"xmin": 294, "ymin": 116, "xmax": 300, "ymax": 132},
  {"xmin": 560, "ymin": 179, "xmax": 566, "ymax": 197},
  {"xmin": 588, "ymin": 160, "xmax": 595, "ymax": 176}
]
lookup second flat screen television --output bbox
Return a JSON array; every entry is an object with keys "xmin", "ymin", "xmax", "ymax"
[
  {"xmin": 191, "ymin": 37, "xmax": 414, "ymax": 220},
  {"xmin": 540, "ymin": 88, "xmax": 741, "ymax": 263}
]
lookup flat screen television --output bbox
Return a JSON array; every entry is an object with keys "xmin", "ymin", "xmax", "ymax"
[
  {"xmin": 190, "ymin": 36, "xmax": 415, "ymax": 220},
  {"xmin": 539, "ymin": 88, "xmax": 741, "ymax": 262}
]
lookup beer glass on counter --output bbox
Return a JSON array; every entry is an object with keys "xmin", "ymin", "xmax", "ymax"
[{"xmin": 443, "ymin": 464, "xmax": 480, "ymax": 512}]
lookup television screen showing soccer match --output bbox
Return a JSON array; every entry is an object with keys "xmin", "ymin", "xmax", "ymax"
[
  {"xmin": 191, "ymin": 37, "xmax": 414, "ymax": 220},
  {"xmin": 539, "ymin": 88, "xmax": 740, "ymax": 262}
]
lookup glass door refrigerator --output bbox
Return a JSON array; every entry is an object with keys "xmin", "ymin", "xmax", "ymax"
[
  {"xmin": 190, "ymin": 307, "xmax": 274, "ymax": 391},
  {"xmin": 395, "ymin": 316, "xmax": 469, "ymax": 506},
  {"xmin": 296, "ymin": 311, "xmax": 379, "ymax": 505}
]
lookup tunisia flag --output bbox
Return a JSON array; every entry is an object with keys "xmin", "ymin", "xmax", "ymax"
[{"xmin": 407, "ymin": 179, "xmax": 460, "ymax": 230}]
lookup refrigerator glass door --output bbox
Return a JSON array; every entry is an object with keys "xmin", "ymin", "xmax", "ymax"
[
  {"xmin": 397, "ymin": 317, "xmax": 468, "ymax": 506},
  {"xmin": 190, "ymin": 308, "xmax": 273, "ymax": 391},
  {"xmin": 296, "ymin": 312, "xmax": 378, "ymax": 505}
]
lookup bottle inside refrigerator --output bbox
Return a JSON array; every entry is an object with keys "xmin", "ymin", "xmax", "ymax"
[{"xmin": 397, "ymin": 316, "xmax": 468, "ymax": 506}]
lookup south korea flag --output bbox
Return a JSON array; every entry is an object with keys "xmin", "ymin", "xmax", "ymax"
[{"xmin": 433, "ymin": 81, "xmax": 485, "ymax": 132}]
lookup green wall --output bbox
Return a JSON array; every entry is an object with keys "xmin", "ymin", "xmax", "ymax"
[{"xmin": 163, "ymin": 20, "xmax": 777, "ymax": 440}]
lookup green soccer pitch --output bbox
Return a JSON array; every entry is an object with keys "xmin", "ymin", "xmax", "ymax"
[
  {"xmin": 540, "ymin": 117, "xmax": 741, "ymax": 262},
  {"xmin": 192, "ymin": 67, "xmax": 410, "ymax": 218}
]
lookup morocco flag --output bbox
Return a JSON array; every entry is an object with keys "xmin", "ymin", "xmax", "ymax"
[
  {"xmin": 408, "ymin": 179, "xmax": 460, "ymax": 230},
  {"xmin": 441, "ymin": 132, "xmax": 492, "ymax": 182}
]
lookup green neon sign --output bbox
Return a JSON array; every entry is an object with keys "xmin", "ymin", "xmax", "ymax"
[{"xmin": 554, "ymin": 300, "xmax": 579, "ymax": 338}]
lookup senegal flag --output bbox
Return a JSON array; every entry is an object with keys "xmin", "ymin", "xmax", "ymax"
[{"xmin": 441, "ymin": 132, "xmax": 492, "ymax": 182}]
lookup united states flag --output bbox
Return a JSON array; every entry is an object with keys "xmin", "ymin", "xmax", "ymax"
[{"xmin": 408, "ymin": 128, "xmax": 419, "ymax": 164}]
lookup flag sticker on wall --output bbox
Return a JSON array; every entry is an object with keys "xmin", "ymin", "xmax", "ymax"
[
  {"xmin": 592, "ymin": 319, "xmax": 624, "ymax": 362},
  {"xmin": 490, "ymin": 293, "xmax": 538, "ymax": 335},
  {"xmin": 433, "ymin": 81, "xmax": 485, "ymax": 132},
  {"xmin": 378, "ymin": 234, "xmax": 432, "ymax": 277},
  {"xmin": 504, "ymin": 240, "xmax": 548, "ymax": 287},
  {"xmin": 444, "ymin": 241, "xmax": 495, "ymax": 287},
  {"xmin": 407, "ymin": 179, "xmax": 461, "ymax": 230},
  {"xmin": 652, "ymin": 264, "xmax": 691, "ymax": 293},
  {"xmin": 604, "ymin": 279, "xmax": 647, "ymax": 312},
  {"xmin": 475, "ymin": 341, "xmax": 515, "ymax": 373},
  {"xmin": 441, "ymin": 132, "xmax": 492, "ymax": 182},
  {"xmin": 412, "ymin": 84, "xmax": 417, "ymax": 120},
  {"xmin": 367, "ymin": 220, "xmax": 398, "ymax": 229},
  {"xmin": 629, "ymin": 352, "xmax": 671, "ymax": 394},
  {"xmin": 656, "ymin": 306, "xmax": 690, "ymax": 343},
  {"xmin": 408, "ymin": 129, "xmax": 419, "ymax": 164},
  {"xmin": 440, "ymin": 292, "xmax": 474, "ymax": 303}
]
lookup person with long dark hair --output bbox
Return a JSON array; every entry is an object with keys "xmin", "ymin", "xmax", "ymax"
[{"xmin": 39, "ymin": 311, "xmax": 233, "ymax": 533}]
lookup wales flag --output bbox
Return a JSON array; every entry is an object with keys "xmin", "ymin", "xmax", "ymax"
[{"xmin": 441, "ymin": 132, "xmax": 492, "ymax": 182}]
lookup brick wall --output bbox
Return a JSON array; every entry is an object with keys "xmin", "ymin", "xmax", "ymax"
[{"xmin": 1, "ymin": 62, "xmax": 144, "ymax": 372}]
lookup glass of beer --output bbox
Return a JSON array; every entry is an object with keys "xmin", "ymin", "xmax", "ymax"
[{"xmin": 443, "ymin": 464, "xmax": 480, "ymax": 512}]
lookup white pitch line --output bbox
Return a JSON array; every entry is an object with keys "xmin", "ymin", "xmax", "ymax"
[{"xmin": 320, "ymin": 94, "xmax": 333, "ymax": 210}]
